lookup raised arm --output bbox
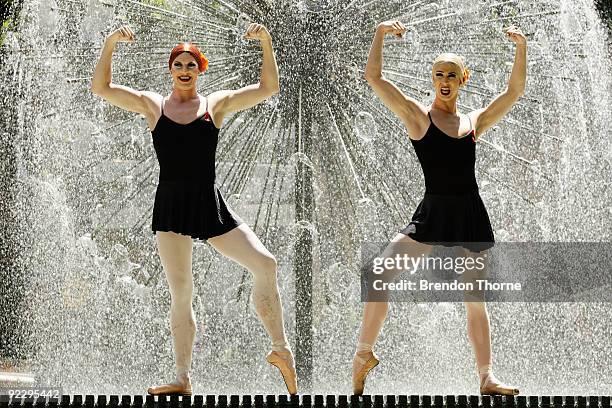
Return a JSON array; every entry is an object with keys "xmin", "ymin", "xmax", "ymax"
[
  {"xmin": 473, "ymin": 25, "xmax": 527, "ymax": 139},
  {"xmin": 90, "ymin": 26, "xmax": 158, "ymax": 118},
  {"xmin": 364, "ymin": 21, "xmax": 429, "ymax": 139},
  {"xmin": 212, "ymin": 23, "xmax": 280, "ymax": 119}
]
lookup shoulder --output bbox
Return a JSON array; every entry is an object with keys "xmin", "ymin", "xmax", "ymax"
[
  {"xmin": 402, "ymin": 104, "xmax": 430, "ymax": 140},
  {"xmin": 205, "ymin": 90, "xmax": 234, "ymax": 116},
  {"xmin": 466, "ymin": 108, "xmax": 486, "ymax": 123},
  {"xmin": 140, "ymin": 91, "xmax": 164, "ymax": 113},
  {"xmin": 140, "ymin": 91, "xmax": 163, "ymax": 102},
  {"xmin": 206, "ymin": 90, "xmax": 231, "ymax": 105},
  {"xmin": 407, "ymin": 108, "xmax": 431, "ymax": 141},
  {"xmin": 466, "ymin": 108, "xmax": 486, "ymax": 140}
]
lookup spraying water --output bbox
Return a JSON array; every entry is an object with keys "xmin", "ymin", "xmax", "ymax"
[{"xmin": 0, "ymin": 0, "xmax": 610, "ymax": 395}]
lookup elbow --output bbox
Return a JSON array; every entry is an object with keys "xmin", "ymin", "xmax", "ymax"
[
  {"xmin": 262, "ymin": 83, "xmax": 280, "ymax": 96},
  {"xmin": 507, "ymin": 87, "xmax": 524, "ymax": 98},
  {"xmin": 364, "ymin": 72, "xmax": 381, "ymax": 84},
  {"xmin": 91, "ymin": 83, "xmax": 106, "ymax": 96},
  {"xmin": 91, "ymin": 80, "xmax": 112, "ymax": 96}
]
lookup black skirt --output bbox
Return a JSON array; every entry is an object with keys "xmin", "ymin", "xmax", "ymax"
[
  {"xmin": 399, "ymin": 191, "xmax": 495, "ymax": 253},
  {"xmin": 152, "ymin": 181, "xmax": 244, "ymax": 241}
]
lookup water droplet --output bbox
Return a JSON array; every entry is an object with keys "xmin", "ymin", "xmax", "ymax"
[
  {"xmin": 354, "ymin": 111, "xmax": 377, "ymax": 143},
  {"xmin": 38, "ymin": 0, "xmax": 59, "ymax": 38},
  {"xmin": 287, "ymin": 152, "xmax": 314, "ymax": 170},
  {"xmin": 407, "ymin": 303, "xmax": 434, "ymax": 330}
]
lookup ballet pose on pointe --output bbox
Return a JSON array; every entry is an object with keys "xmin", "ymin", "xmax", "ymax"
[
  {"xmin": 91, "ymin": 24, "xmax": 297, "ymax": 395},
  {"xmin": 352, "ymin": 21, "xmax": 527, "ymax": 396}
]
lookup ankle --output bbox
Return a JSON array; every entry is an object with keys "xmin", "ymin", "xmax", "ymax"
[
  {"xmin": 271, "ymin": 338, "xmax": 292, "ymax": 354},
  {"xmin": 176, "ymin": 369, "xmax": 191, "ymax": 385},
  {"xmin": 478, "ymin": 364, "xmax": 493, "ymax": 385},
  {"xmin": 355, "ymin": 341, "xmax": 373, "ymax": 356}
]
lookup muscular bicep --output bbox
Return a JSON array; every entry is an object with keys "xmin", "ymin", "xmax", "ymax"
[
  {"xmin": 366, "ymin": 76, "xmax": 428, "ymax": 137},
  {"xmin": 92, "ymin": 83, "xmax": 155, "ymax": 116},
  {"xmin": 216, "ymin": 83, "xmax": 277, "ymax": 116},
  {"xmin": 474, "ymin": 90, "xmax": 521, "ymax": 138}
]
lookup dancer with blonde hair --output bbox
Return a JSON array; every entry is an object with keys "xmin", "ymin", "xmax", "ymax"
[{"xmin": 353, "ymin": 20, "xmax": 526, "ymax": 396}]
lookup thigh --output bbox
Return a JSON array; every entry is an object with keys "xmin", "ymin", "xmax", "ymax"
[
  {"xmin": 155, "ymin": 231, "xmax": 194, "ymax": 292},
  {"xmin": 368, "ymin": 232, "xmax": 434, "ymax": 281},
  {"xmin": 207, "ymin": 224, "xmax": 274, "ymax": 270}
]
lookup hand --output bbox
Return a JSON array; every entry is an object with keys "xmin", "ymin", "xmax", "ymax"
[
  {"xmin": 505, "ymin": 25, "xmax": 526, "ymax": 45},
  {"xmin": 377, "ymin": 20, "xmax": 407, "ymax": 39},
  {"xmin": 107, "ymin": 25, "xmax": 135, "ymax": 44},
  {"xmin": 243, "ymin": 23, "xmax": 271, "ymax": 42}
]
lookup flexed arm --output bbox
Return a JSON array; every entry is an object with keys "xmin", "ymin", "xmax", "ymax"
[
  {"xmin": 473, "ymin": 26, "xmax": 527, "ymax": 139},
  {"xmin": 364, "ymin": 21, "xmax": 429, "ymax": 139},
  {"xmin": 91, "ymin": 26, "xmax": 157, "ymax": 116},
  {"xmin": 212, "ymin": 23, "xmax": 280, "ymax": 118}
]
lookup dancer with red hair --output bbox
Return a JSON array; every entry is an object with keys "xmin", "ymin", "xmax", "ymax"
[{"xmin": 92, "ymin": 24, "xmax": 297, "ymax": 395}]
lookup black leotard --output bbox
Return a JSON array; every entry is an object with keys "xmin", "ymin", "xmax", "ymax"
[
  {"xmin": 150, "ymin": 96, "xmax": 243, "ymax": 240},
  {"xmin": 399, "ymin": 111, "xmax": 494, "ymax": 252}
]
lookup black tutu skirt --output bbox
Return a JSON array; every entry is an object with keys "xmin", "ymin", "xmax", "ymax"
[
  {"xmin": 152, "ymin": 181, "xmax": 244, "ymax": 241},
  {"xmin": 399, "ymin": 191, "xmax": 495, "ymax": 253}
]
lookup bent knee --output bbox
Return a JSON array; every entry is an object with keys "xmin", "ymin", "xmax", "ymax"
[
  {"xmin": 251, "ymin": 254, "xmax": 277, "ymax": 274},
  {"xmin": 261, "ymin": 254, "xmax": 278, "ymax": 272}
]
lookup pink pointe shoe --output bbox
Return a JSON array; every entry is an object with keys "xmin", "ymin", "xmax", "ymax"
[
  {"xmin": 266, "ymin": 350, "xmax": 298, "ymax": 395},
  {"xmin": 352, "ymin": 351, "xmax": 380, "ymax": 396}
]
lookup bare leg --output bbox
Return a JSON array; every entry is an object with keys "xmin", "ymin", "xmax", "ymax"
[
  {"xmin": 150, "ymin": 231, "xmax": 195, "ymax": 392},
  {"xmin": 352, "ymin": 233, "xmax": 431, "ymax": 394}
]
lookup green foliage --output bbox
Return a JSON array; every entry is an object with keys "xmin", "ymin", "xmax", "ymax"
[
  {"xmin": 0, "ymin": 18, "xmax": 12, "ymax": 48},
  {"xmin": 0, "ymin": 0, "xmax": 15, "ymax": 48},
  {"xmin": 142, "ymin": 0, "xmax": 168, "ymax": 9}
]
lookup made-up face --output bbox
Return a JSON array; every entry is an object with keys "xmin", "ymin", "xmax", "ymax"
[
  {"xmin": 170, "ymin": 52, "xmax": 200, "ymax": 89},
  {"xmin": 431, "ymin": 61, "xmax": 465, "ymax": 102}
]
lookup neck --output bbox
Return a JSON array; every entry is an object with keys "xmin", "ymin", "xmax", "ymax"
[
  {"xmin": 431, "ymin": 97, "xmax": 458, "ymax": 114},
  {"xmin": 170, "ymin": 87, "xmax": 198, "ymax": 102}
]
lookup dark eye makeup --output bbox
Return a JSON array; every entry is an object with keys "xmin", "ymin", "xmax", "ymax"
[{"xmin": 173, "ymin": 62, "xmax": 196, "ymax": 67}]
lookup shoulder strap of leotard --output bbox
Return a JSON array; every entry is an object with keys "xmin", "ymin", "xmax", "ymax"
[
  {"xmin": 161, "ymin": 96, "xmax": 166, "ymax": 115},
  {"xmin": 427, "ymin": 111, "xmax": 432, "ymax": 123},
  {"xmin": 467, "ymin": 113, "xmax": 477, "ymax": 139}
]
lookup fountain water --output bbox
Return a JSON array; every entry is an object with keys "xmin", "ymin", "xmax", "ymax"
[{"xmin": 0, "ymin": 0, "xmax": 610, "ymax": 395}]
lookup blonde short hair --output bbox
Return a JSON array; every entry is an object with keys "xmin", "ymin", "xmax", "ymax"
[{"xmin": 433, "ymin": 53, "xmax": 471, "ymax": 84}]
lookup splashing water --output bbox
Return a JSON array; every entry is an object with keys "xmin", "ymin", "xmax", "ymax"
[{"xmin": 0, "ymin": 0, "xmax": 610, "ymax": 395}]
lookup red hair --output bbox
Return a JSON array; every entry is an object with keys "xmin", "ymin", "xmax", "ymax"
[{"xmin": 168, "ymin": 42, "xmax": 209, "ymax": 73}]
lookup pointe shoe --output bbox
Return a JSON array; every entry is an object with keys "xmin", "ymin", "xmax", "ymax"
[
  {"xmin": 266, "ymin": 350, "xmax": 298, "ymax": 395},
  {"xmin": 479, "ymin": 374, "xmax": 519, "ymax": 396},
  {"xmin": 147, "ymin": 380, "xmax": 193, "ymax": 396},
  {"xmin": 352, "ymin": 351, "xmax": 380, "ymax": 396}
]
